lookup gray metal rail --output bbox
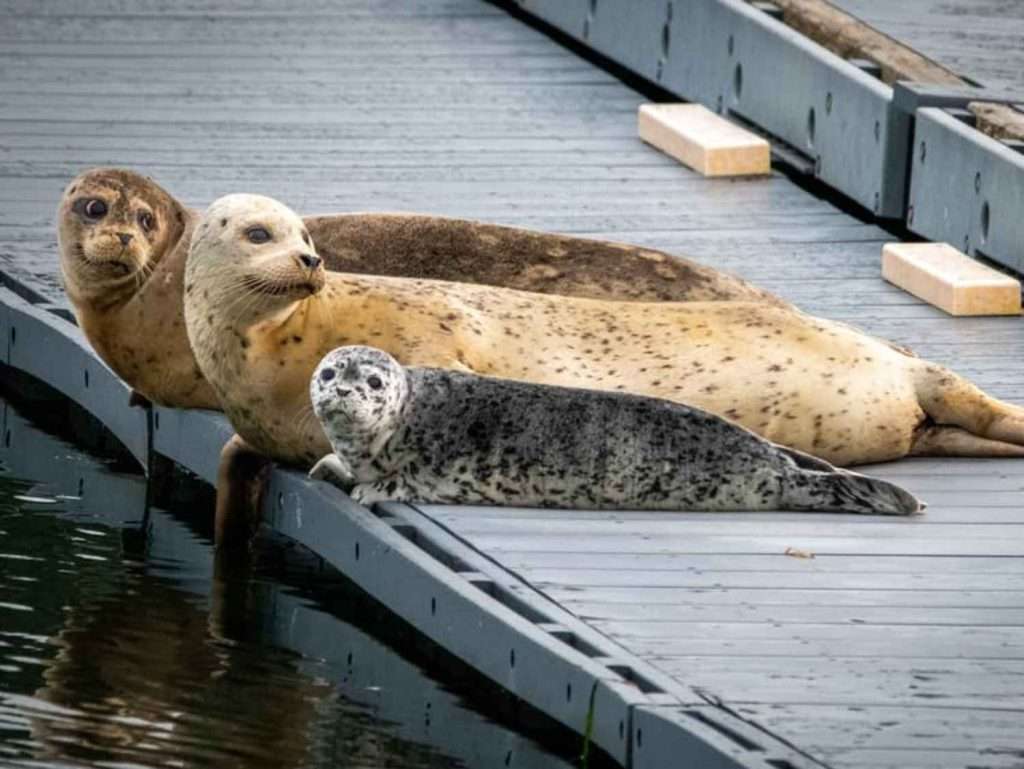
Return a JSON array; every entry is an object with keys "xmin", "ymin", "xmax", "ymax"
[{"xmin": 905, "ymin": 104, "xmax": 1024, "ymax": 276}]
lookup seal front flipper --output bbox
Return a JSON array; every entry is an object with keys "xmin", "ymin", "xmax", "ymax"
[
  {"xmin": 309, "ymin": 454, "xmax": 356, "ymax": 490},
  {"xmin": 215, "ymin": 434, "xmax": 272, "ymax": 551}
]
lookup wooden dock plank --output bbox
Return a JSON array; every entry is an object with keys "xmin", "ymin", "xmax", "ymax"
[
  {"xmin": 830, "ymin": 0, "xmax": 1024, "ymax": 92},
  {"xmin": 540, "ymin": 586, "xmax": 1024, "ymax": 608}
]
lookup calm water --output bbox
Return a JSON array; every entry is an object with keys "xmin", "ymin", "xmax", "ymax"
[{"xmin": 0, "ymin": 394, "xmax": 582, "ymax": 769}]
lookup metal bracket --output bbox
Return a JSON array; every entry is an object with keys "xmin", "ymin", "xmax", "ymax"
[
  {"xmin": 907, "ymin": 107, "xmax": 1024, "ymax": 274},
  {"xmin": 632, "ymin": 705, "xmax": 823, "ymax": 769},
  {"xmin": 893, "ymin": 81, "xmax": 1024, "ymax": 115}
]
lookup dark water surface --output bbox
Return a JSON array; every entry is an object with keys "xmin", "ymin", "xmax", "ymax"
[{"xmin": 0, "ymin": 394, "xmax": 581, "ymax": 769}]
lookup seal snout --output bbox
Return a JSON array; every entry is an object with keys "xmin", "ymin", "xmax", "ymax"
[
  {"xmin": 342, "ymin": 359, "xmax": 360, "ymax": 381},
  {"xmin": 295, "ymin": 251, "xmax": 326, "ymax": 294}
]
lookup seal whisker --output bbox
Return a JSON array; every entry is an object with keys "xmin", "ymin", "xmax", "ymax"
[
  {"xmin": 218, "ymin": 286, "xmax": 268, "ymax": 330},
  {"xmin": 292, "ymin": 402, "xmax": 321, "ymax": 445}
]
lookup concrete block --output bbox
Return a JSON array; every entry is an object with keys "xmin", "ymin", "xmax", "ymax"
[
  {"xmin": 638, "ymin": 103, "xmax": 771, "ymax": 177},
  {"xmin": 882, "ymin": 242, "xmax": 1021, "ymax": 316}
]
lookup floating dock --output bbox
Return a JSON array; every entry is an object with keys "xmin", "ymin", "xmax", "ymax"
[{"xmin": 2, "ymin": 1, "xmax": 1023, "ymax": 767}]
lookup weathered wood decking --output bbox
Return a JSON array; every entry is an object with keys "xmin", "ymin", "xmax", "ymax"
[
  {"xmin": 1, "ymin": 1, "xmax": 1022, "ymax": 767},
  {"xmin": 831, "ymin": 0, "xmax": 1024, "ymax": 92}
]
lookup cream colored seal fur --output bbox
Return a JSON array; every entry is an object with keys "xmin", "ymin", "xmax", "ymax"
[
  {"xmin": 309, "ymin": 345, "xmax": 921, "ymax": 514},
  {"xmin": 58, "ymin": 168, "xmax": 781, "ymax": 409},
  {"xmin": 185, "ymin": 194, "xmax": 1024, "ymax": 470}
]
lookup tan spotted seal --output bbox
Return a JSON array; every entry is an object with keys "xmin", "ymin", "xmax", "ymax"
[
  {"xmin": 57, "ymin": 168, "xmax": 780, "ymax": 409},
  {"xmin": 308, "ymin": 346, "xmax": 921, "ymax": 514},
  {"xmin": 185, "ymin": 194, "xmax": 1024, "ymax": 474}
]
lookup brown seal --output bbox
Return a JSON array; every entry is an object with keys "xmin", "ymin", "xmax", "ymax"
[
  {"xmin": 57, "ymin": 168, "xmax": 782, "ymax": 409},
  {"xmin": 185, "ymin": 194, "xmax": 1024, "ymax": 476}
]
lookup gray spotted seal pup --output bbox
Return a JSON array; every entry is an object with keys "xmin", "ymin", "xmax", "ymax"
[{"xmin": 309, "ymin": 346, "xmax": 922, "ymax": 514}]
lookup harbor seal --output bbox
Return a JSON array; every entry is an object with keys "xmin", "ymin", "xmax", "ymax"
[
  {"xmin": 185, "ymin": 194, "xmax": 1024, "ymax": 473},
  {"xmin": 58, "ymin": 168, "xmax": 780, "ymax": 409},
  {"xmin": 308, "ymin": 346, "xmax": 922, "ymax": 514}
]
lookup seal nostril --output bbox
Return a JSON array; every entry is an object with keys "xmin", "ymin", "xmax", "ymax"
[
  {"xmin": 118, "ymin": 233, "xmax": 133, "ymax": 245},
  {"xmin": 299, "ymin": 253, "xmax": 321, "ymax": 270}
]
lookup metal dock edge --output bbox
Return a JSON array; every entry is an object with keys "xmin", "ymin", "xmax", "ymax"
[
  {"xmin": 0, "ymin": 275, "xmax": 817, "ymax": 768},
  {"xmin": 508, "ymin": 0, "xmax": 1024, "ymax": 272}
]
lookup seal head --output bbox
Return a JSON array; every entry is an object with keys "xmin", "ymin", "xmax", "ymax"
[
  {"xmin": 58, "ymin": 168, "xmax": 187, "ymax": 308},
  {"xmin": 311, "ymin": 346, "xmax": 410, "ymax": 460},
  {"xmin": 187, "ymin": 194, "xmax": 325, "ymax": 327}
]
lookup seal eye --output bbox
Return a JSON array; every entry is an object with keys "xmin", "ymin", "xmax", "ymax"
[
  {"xmin": 366, "ymin": 375, "xmax": 383, "ymax": 391},
  {"xmin": 246, "ymin": 226, "xmax": 271, "ymax": 244},
  {"xmin": 319, "ymin": 368, "xmax": 336, "ymax": 383},
  {"xmin": 138, "ymin": 211, "xmax": 155, "ymax": 232},
  {"xmin": 83, "ymin": 199, "xmax": 108, "ymax": 219}
]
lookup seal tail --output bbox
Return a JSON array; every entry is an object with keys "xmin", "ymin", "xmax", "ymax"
[
  {"xmin": 912, "ymin": 363, "xmax": 1024, "ymax": 455},
  {"xmin": 782, "ymin": 469, "xmax": 923, "ymax": 516}
]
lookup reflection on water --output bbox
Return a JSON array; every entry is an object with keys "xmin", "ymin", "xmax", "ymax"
[{"xmin": 0, "ymin": 394, "xmax": 582, "ymax": 769}]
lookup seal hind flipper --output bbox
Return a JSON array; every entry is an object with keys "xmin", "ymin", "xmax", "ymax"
[
  {"xmin": 913, "ymin": 364, "xmax": 1024, "ymax": 454},
  {"xmin": 778, "ymin": 445, "xmax": 839, "ymax": 473},
  {"xmin": 783, "ymin": 469, "xmax": 922, "ymax": 516},
  {"xmin": 910, "ymin": 425, "xmax": 1024, "ymax": 457}
]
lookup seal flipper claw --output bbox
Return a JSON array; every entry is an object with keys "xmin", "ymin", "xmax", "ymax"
[{"xmin": 309, "ymin": 454, "xmax": 356, "ymax": 489}]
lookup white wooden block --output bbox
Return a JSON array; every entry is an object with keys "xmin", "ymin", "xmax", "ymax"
[
  {"xmin": 882, "ymin": 242, "xmax": 1022, "ymax": 316},
  {"xmin": 637, "ymin": 103, "xmax": 771, "ymax": 177}
]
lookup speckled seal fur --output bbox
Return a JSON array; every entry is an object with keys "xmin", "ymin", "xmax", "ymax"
[
  {"xmin": 58, "ymin": 168, "xmax": 779, "ymax": 409},
  {"xmin": 309, "ymin": 346, "xmax": 921, "ymax": 514},
  {"xmin": 185, "ymin": 194, "xmax": 1024, "ymax": 469}
]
